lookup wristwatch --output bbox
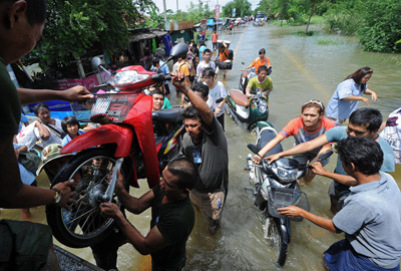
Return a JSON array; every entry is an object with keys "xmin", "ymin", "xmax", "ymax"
[{"xmin": 51, "ymin": 188, "xmax": 61, "ymax": 204}]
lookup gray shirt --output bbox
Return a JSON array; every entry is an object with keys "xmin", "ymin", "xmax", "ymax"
[
  {"xmin": 333, "ymin": 173, "xmax": 401, "ymax": 269},
  {"xmin": 180, "ymin": 117, "xmax": 228, "ymax": 193}
]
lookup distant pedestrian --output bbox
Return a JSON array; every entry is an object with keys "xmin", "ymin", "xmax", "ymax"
[{"xmin": 326, "ymin": 67, "xmax": 378, "ymax": 126}]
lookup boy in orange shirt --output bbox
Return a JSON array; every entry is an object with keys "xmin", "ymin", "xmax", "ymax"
[{"xmin": 246, "ymin": 48, "xmax": 271, "ymax": 72}]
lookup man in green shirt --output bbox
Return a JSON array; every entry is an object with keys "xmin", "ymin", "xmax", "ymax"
[
  {"xmin": 245, "ymin": 65, "xmax": 273, "ymax": 100},
  {"xmin": 0, "ymin": 1, "xmax": 92, "ymax": 269}
]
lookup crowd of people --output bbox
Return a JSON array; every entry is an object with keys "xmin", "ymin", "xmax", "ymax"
[{"xmin": 1, "ymin": 1, "xmax": 401, "ymax": 270}]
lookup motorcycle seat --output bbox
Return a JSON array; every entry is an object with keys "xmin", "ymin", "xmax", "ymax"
[
  {"xmin": 152, "ymin": 108, "xmax": 184, "ymax": 123},
  {"xmin": 230, "ymin": 89, "xmax": 250, "ymax": 107}
]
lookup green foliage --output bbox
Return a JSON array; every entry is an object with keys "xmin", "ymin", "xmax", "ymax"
[
  {"xmin": 167, "ymin": 2, "xmax": 213, "ymax": 22},
  {"xmin": 317, "ymin": 38, "xmax": 340, "ymax": 45},
  {"xmin": 322, "ymin": 0, "xmax": 401, "ymax": 53},
  {"xmin": 222, "ymin": 0, "xmax": 252, "ymax": 17},
  {"xmin": 322, "ymin": 12, "xmax": 362, "ymax": 35},
  {"xmin": 24, "ymin": 0, "xmax": 156, "ymax": 75},
  {"xmin": 358, "ymin": 0, "xmax": 401, "ymax": 53}
]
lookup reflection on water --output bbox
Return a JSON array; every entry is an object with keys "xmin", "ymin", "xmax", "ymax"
[{"xmin": 2, "ymin": 23, "xmax": 401, "ymax": 270}]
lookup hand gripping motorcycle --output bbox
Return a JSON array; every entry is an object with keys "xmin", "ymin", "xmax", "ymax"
[
  {"xmin": 45, "ymin": 43, "xmax": 188, "ymax": 248},
  {"xmin": 246, "ymin": 125, "xmax": 332, "ymax": 266}
]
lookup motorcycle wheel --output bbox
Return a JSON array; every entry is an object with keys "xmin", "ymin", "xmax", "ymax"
[
  {"xmin": 264, "ymin": 216, "xmax": 288, "ymax": 266},
  {"xmin": 46, "ymin": 148, "xmax": 131, "ymax": 248}
]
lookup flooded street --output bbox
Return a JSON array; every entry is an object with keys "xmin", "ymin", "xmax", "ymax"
[{"xmin": 2, "ymin": 22, "xmax": 401, "ymax": 270}]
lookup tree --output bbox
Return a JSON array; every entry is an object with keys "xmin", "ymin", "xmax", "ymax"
[
  {"xmin": 222, "ymin": 0, "xmax": 252, "ymax": 18},
  {"xmin": 24, "ymin": 0, "xmax": 157, "ymax": 76}
]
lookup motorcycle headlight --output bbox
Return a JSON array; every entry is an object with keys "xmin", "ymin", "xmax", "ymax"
[
  {"xmin": 109, "ymin": 70, "xmax": 149, "ymax": 86},
  {"xmin": 274, "ymin": 167, "xmax": 298, "ymax": 183},
  {"xmin": 258, "ymin": 104, "xmax": 267, "ymax": 113}
]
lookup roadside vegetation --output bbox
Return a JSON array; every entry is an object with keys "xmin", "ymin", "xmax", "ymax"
[{"xmin": 254, "ymin": 0, "xmax": 401, "ymax": 53}]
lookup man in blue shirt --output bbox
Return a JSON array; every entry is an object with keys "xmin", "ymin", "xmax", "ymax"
[
  {"xmin": 278, "ymin": 137, "xmax": 401, "ymax": 271},
  {"xmin": 267, "ymin": 108, "xmax": 395, "ymax": 213}
]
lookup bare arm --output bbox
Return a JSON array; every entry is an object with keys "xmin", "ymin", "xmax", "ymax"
[
  {"xmin": 0, "ymin": 135, "xmax": 74, "ymax": 208},
  {"xmin": 115, "ymin": 171, "xmax": 154, "ymax": 214},
  {"xmin": 342, "ymin": 95, "xmax": 370, "ymax": 105},
  {"xmin": 364, "ymin": 88, "xmax": 378, "ymax": 102},
  {"xmin": 252, "ymin": 133, "xmax": 285, "ymax": 164},
  {"xmin": 18, "ymin": 85, "xmax": 93, "ymax": 104},
  {"xmin": 245, "ymin": 85, "xmax": 252, "ymax": 98},
  {"xmin": 172, "ymin": 73, "xmax": 213, "ymax": 126},
  {"xmin": 100, "ymin": 202, "xmax": 168, "ymax": 255},
  {"xmin": 267, "ymin": 133, "xmax": 329, "ymax": 163},
  {"xmin": 278, "ymin": 206, "xmax": 340, "ymax": 233},
  {"xmin": 310, "ymin": 162, "xmax": 357, "ymax": 186}
]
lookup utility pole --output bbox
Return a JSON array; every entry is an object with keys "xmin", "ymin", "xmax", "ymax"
[
  {"xmin": 163, "ymin": 0, "xmax": 167, "ymax": 22},
  {"xmin": 176, "ymin": 0, "xmax": 179, "ymax": 10}
]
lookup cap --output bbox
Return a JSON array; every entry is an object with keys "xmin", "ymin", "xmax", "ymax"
[{"xmin": 36, "ymin": 144, "xmax": 74, "ymax": 176}]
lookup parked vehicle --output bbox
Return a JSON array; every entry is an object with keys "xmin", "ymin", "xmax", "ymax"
[
  {"xmin": 45, "ymin": 43, "xmax": 189, "ymax": 248},
  {"xmin": 246, "ymin": 125, "xmax": 332, "ymax": 266}
]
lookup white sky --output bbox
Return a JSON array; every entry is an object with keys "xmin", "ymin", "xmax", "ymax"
[{"xmin": 151, "ymin": 0, "xmax": 261, "ymax": 13}]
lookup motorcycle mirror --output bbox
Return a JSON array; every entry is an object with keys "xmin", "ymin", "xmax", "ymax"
[
  {"xmin": 91, "ymin": 57, "xmax": 103, "ymax": 71},
  {"xmin": 318, "ymin": 150, "xmax": 333, "ymax": 162},
  {"xmin": 247, "ymin": 144, "xmax": 260, "ymax": 155},
  {"xmin": 216, "ymin": 97, "xmax": 224, "ymax": 103},
  {"xmin": 91, "ymin": 56, "xmax": 111, "ymax": 76},
  {"xmin": 170, "ymin": 42, "xmax": 189, "ymax": 60},
  {"xmin": 160, "ymin": 42, "xmax": 189, "ymax": 69}
]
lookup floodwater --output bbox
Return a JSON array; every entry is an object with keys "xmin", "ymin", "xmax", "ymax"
[{"xmin": 1, "ymin": 22, "xmax": 401, "ymax": 270}]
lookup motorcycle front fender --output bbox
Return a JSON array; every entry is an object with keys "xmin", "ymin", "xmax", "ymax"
[
  {"xmin": 279, "ymin": 218, "xmax": 291, "ymax": 245},
  {"xmin": 61, "ymin": 124, "xmax": 133, "ymax": 157}
]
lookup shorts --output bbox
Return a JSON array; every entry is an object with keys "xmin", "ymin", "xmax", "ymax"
[
  {"xmin": 324, "ymin": 239, "xmax": 400, "ymax": 271},
  {"xmin": 0, "ymin": 220, "xmax": 53, "ymax": 271},
  {"xmin": 190, "ymin": 189, "xmax": 225, "ymax": 227},
  {"xmin": 164, "ymin": 83, "xmax": 171, "ymax": 95}
]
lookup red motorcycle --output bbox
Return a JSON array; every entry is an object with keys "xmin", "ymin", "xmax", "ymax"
[{"xmin": 45, "ymin": 43, "xmax": 188, "ymax": 248}]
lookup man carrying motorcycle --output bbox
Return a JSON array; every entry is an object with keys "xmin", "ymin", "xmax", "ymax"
[
  {"xmin": 173, "ymin": 78, "xmax": 229, "ymax": 234},
  {"xmin": 267, "ymin": 108, "xmax": 395, "ymax": 213},
  {"xmin": 252, "ymin": 100, "xmax": 334, "ymax": 182},
  {"xmin": 100, "ymin": 157, "xmax": 198, "ymax": 271},
  {"xmin": 0, "ymin": 0, "xmax": 92, "ymax": 269},
  {"xmin": 245, "ymin": 65, "xmax": 273, "ymax": 99}
]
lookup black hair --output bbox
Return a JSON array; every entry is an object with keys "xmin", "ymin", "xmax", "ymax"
[
  {"xmin": 191, "ymin": 82, "xmax": 209, "ymax": 99},
  {"xmin": 257, "ymin": 65, "xmax": 269, "ymax": 74},
  {"xmin": 33, "ymin": 103, "xmax": 49, "ymax": 116},
  {"xmin": 349, "ymin": 108, "xmax": 382, "ymax": 132},
  {"xmin": 183, "ymin": 106, "xmax": 202, "ymax": 122},
  {"xmin": 345, "ymin": 67, "xmax": 373, "ymax": 92},
  {"xmin": 152, "ymin": 57, "xmax": 160, "ymax": 67},
  {"xmin": 6, "ymin": 0, "xmax": 47, "ymax": 25},
  {"xmin": 259, "ymin": 48, "xmax": 266, "ymax": 55},
  {"xmin": 336, "ymin": 137, "xmax": 383, "ymax": 175},
  {"xmin": 61, "ymin": 116, "xmax": 79, "ymax": 135},
  {"xmin": 150, "ymin": 89, "xmax": 164, "ymax": 97},
  {"xmin": 201, "ymin": 67, "xmax": 215, "ymax": 78},
  {"xmin": 167, "ymin": 157, "xmax": 199, "ymax": 190},
  {"xmin": 203, "ymin": 48, "xmax": 212, "ymax": 55}
]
